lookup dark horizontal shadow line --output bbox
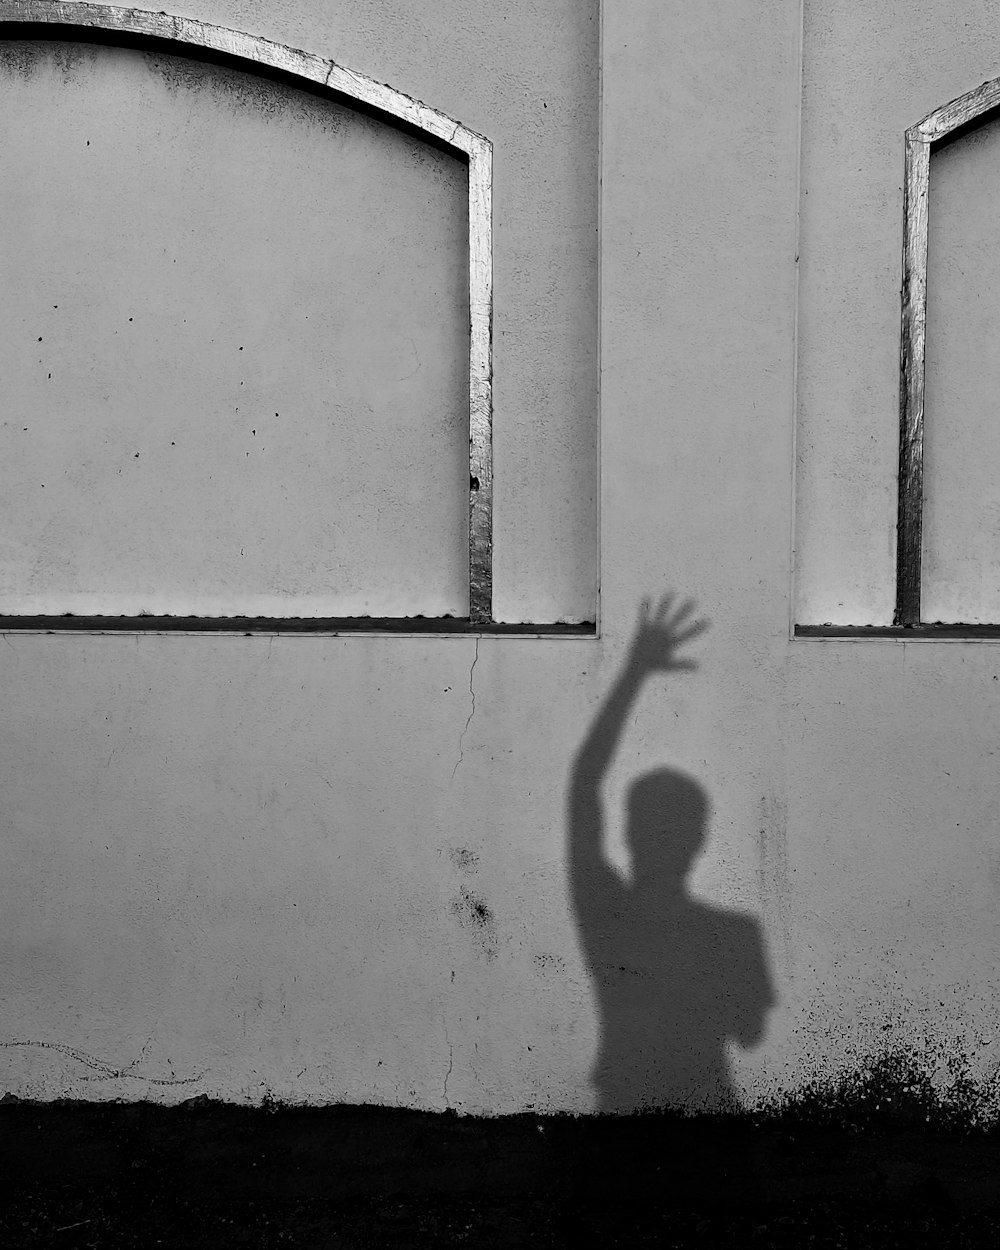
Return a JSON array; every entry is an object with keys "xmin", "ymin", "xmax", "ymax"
[
  {"xmin": 0, "ymin": 615, "xmax": 597, "ymax": 636},
  {"xmin": 796, "ymin": 624, "xmax": 1000, "ymax": 639}
]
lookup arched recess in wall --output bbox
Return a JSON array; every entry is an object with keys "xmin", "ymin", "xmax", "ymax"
[
  {"xmin": 0, "ymin": 1, "xmax": 495, "ymax": 628},
  {"xmin": 897, "ymin": 76, "xmax": 1000, "ymax": 628}
]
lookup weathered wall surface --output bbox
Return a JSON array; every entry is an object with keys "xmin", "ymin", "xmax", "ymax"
[
  {"xmin": 4, "ymin": 0, "xmax": 1000, "ymax": 1117},
  {"xmin": 1, "ymin": 39, "xmax": 473, "ymax": 618}
]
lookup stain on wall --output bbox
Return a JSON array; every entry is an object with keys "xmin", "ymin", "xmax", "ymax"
[{"xmin": 450, "ymin": 887, "xmax": 498, "ymax": 962}]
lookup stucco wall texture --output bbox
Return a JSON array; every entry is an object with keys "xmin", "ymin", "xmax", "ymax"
[
  {"xmin": 1, "ymin": 38, "xmax": 474, "ymax": 618},
  {"xmin": 4, "ymin": 0, "xmax": 1000, "ymax": 1118}
]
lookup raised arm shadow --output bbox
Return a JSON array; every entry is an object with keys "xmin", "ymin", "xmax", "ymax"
[{"xmin": 568, "ymin": 595, "xmax": 774, "ymax": 1113}]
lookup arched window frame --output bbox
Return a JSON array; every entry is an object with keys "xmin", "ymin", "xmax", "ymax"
[
  {"xmin": 0, "ymin": 0, "xmax": 498, "ymax": 629},
  {"xmin": 896, "ymin": 77, "xmax": 1000, "ymax": 628}
]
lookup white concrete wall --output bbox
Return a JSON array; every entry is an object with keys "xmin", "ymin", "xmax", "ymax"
[
  {"xmin": 1, "ymin": 40, "xmax": 472, "ymax": 618},
  {"xmin": 4, "ymin": 0, "xmax": 1000, "ymax": 1117}
]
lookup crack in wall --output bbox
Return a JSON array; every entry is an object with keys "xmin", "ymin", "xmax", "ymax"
[
  {"xmin": 442, "ymin": 1021, "xmax": 454, "ymax": 1108},
  {"xmin": 0, "ymin": 1038, "xmax": 203, "ymax": 1086},
  {"xmin": 450, "ymin": 636, "xmax": 480, "ymax": 780}
]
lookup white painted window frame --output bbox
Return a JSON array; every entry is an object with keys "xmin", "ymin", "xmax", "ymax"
[
  {"xmin": 798, "ymin": 76, "xmax": 1000, "ymax": 639},
  {"xmin": 895, "ymin": 77, "xmax": 1000, "ymax": 629},
  {"xmin": 0, "ymin": 1, "xmax": 500, "ymax": 630}
]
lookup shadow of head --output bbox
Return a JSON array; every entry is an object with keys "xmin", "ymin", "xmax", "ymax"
[{"xmin": 627, "ymin": 768, "xmax": 708, "ymax": 886}]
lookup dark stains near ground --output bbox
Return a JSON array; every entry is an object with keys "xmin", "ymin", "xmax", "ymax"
[
  {"xmin": 772, "ymin": 1046, "xmax": 997, "ymax": 1134},
  {"xmin": 6, "ymin": 1051, "xmax": 1000, "ymax": 1247}
]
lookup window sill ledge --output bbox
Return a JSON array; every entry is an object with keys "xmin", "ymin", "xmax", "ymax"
[
  {"xmin": 0, "ymin": 615, "xmax": 598, "ymax": 638},
  {"xmin": 795, "ymin": 624, "xmax": 1000, "ymax": 640}
]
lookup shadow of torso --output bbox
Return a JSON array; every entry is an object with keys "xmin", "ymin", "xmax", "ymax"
[
  {"xmin": 568, "ymin": 600, "xmax": 775, "ymax": 1116},
  {"xmin": 577, "ymin": 865, "xmax": 772, "ymax": 1113}
]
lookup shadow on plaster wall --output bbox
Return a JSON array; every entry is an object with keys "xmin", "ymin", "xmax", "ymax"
[{"xmin": 569, "ymin": 595, "xmax": 774, "ymax": 1113}]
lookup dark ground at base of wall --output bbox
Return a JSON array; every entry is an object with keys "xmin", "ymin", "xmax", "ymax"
[{"xmin": 3, "ymin": 1101, "xmax": 1000, "ymax": 1248}]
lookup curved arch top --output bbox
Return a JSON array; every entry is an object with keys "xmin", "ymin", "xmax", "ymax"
[
  {"xmin": 0, "ymin": 0, "xmax": 487, "ymax": 153},
  {"xmin": 0, "ymin": 1, "xmax": 494, "ymax": 626}
]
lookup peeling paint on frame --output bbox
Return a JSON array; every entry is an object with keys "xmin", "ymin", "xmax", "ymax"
[{"xmin": 0, "ymin": 1, "xmax": 494, "ymax": 629}]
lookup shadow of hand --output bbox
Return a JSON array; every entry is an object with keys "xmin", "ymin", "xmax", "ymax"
[{"xmin": 627, "ymin": 594, "xmax": 709, "ymax": 676}]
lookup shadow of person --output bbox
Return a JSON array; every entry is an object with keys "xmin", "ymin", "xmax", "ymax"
[{"xmin": 569, "ymin": 595, "xmax": 774, "ymax": 1114}]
